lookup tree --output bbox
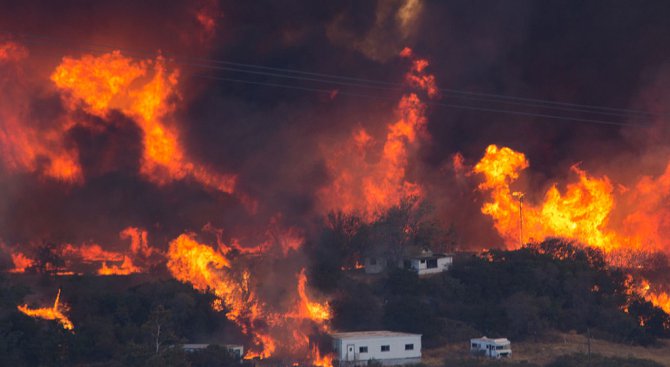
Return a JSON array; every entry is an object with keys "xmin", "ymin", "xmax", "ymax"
[{"xmin": 142, "ymin": 304, "xmax": 178, "ymax": 355}]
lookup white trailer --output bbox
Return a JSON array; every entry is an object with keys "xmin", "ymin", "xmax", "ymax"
[
  {"xmin": 470, "ymin": 337, "xmax": 511, "ymax": 358},
  {"xmin": 331, "ymin": 331, "xmax": 421, "ymax": 366}
]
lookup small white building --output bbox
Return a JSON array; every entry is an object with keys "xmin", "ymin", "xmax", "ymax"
[
  {"xmin": 182, "ymin": 344, "xmax": 244, "ymax": 358},
  {"xmin": 470, "ymin": 337, "xmax": 511, "ymax": 358},
  {"xmin": 331, "ymin": 331, "xmax": 421, "ymax": 366},
  {"xmin": 402, "ymin": 252, "xmax": 453, "ymax": 275}
]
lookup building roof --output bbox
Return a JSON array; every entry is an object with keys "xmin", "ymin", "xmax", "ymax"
[
  {"xmin": 406, "ymin": 253, "xmax": 453, "ymax": 261},
  {"xmin": 182, "ymin": 344, "xmax": 209, "ymax": 349},
  {"xmin": 182, "ymin": 343, "xmax": 244, "ymax": 349},
  {"xmin": 471, "ymin": 337, "xmax": 510, "ymax": 344},
  {"xmin": 331, "ymin": 331, "xmax": 421, "ymax": 340}
]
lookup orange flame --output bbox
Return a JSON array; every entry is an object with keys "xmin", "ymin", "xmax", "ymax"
[
  {"xmin": 166, "ymin": 233, "xmax": 275, "ymax": 358},
  {"xmin": 98, "ymin": 256, "xmax": 141, "ymax": 275},
  {"xmin": 166, "ymin": 232, "xmax": 332, "ymax": 360},
  {"xmin": 319, "ymin": 48, "xmax": 436, "ymax": 220},
  {"xmin": 474, "ymin": 144, "xmax": 619, "ymax": 251},
  {"xmin": 296, "ymin": 269, "xmax": 331, "ymax": 322},
  {"xmin": 310, "ymin": 345, "xmax": 334, "ymax": 367},
  {"xmin": 121, "ymin": 226, "xmax": 154, "ymax": 258},
  {"xmin": 51, "ymin": 50, "xmax": 236, "ymax": 192},
  {"xmin": 61, "ymin": 243, "xmax": 124, "ymax": 262},
  {"xmin": 472, "ymin": 144, "xmax": 670, "ymax": 313},
  {"xmin": 9, "ymin": 252, "xmax": 34, "ymax": 273},
  {"xmin": 17, "ymin": 289, "xmax": 74, "ymax": 331}
]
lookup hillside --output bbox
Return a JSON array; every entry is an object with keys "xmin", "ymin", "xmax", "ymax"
[{"xmin": 423, "ymin": 331, "xmax": 670, "ymax": 366}]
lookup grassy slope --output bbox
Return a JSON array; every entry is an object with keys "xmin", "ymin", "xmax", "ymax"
[{"xmin": 422, "ymin": 332, "xmax": 670, "ymax": 367}]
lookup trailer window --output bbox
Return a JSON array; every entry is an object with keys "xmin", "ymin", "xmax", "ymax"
[
  {"xmin": 405, "ymin": 344, "xmax": 414, "ymax": 350},
  {"xmin": 359, "ymin": 346, "xmax": 368, "ymax": 353},
  {"xmin": 381, "ymin": 345, "xmax": 390, "ymax": 352}
]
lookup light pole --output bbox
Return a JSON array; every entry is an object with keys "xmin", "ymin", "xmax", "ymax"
[{"xmin": 512, "ymin": 192, "xmax": 525, "ymax": 247}]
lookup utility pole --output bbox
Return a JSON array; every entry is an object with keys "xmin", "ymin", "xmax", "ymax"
[
  {"xmin": 587, "ymin": 327, "xmax": 591, "ymax": 366},
  {"xmin": 512, "ymin": 192, "xmax": 525, "ymax": 247}
]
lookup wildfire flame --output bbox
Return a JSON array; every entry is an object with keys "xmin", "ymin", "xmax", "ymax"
[
  {"xmin": 98, "ymin": 256, "xmax": 141, "ymax": 275},
  {"xmin": 166, "ymin": 233, "xmax": 275, "ymax": 357},
  {"xmin": 310, "ymin": 344, "xmax": 334, "ymax": 367},
  {"xmin": 166, "ymin": 232, "xmax": 331, "ymax": 360},
  {"xmin": 50, "ymin": 50, "xmax": 236, "ymax": 192},
  {"xmin": 17, "ymin": 289, "xmax": 74, "ymax": 331},
  {"xmin": 474, "ymin": 144, "xmax": 618, "ymax": 251},
  {"xmin": 319, "ymin": 48, "xmax": 436, "ymax": 220},
  {"xmin": 9, "ymin": 252, "xmax": 34, "ymax": 273},
  {"xmin": 296, "ymin": 269, "xmax": 331, "ymax": 322},
  {"xmin": 473, "ymin": 144, "xmax": 670, "ymax": 313}
]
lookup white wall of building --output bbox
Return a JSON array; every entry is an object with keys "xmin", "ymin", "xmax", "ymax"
[
  {"xmin": 332, "ymin": 331, "xmax": 421, "ymax": 365},
  {"xmin": 406, "ymin": 255, "xmax": 452, "ymax": 275}
]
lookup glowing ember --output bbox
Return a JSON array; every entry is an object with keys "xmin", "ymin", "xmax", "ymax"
[{"xmin": 17, "ymin": 289, "xmax": 74, "ymax": 331}]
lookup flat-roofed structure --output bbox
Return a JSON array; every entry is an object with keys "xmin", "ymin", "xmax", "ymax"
[{"xmin": 331, "ymin": 331, "xmax": 421, "ymax": 366}]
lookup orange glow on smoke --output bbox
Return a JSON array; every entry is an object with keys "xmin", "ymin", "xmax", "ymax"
[
  {"xmin": 0, "ymin": 40, "xmax": 83, "ymax": 182},
  {"xmin": 51, "ymin": 50, "xmax": 236, "ymax": 192},
  {"xmin": 319, "ymin": 48, "xmax": 436, "ymax": 220},
  {"xmin": 0, "ymin": 40, "xmax": 28, "ymax": 62},
  {"xmin": 17, "ymin": 289, "xmax": 74, "ymax": 331}
]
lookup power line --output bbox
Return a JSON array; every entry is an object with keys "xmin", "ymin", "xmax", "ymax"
[
  {"xmin": 2, "ymin": 30, "xmax": 655, "ymax": 128},
  {"xmin": 196, "ymin": 74, "xmax": 649, "ymax": 128},
  {"xmin": 5, "ymin": 30, "xmax": 659, "ymax": 119}
]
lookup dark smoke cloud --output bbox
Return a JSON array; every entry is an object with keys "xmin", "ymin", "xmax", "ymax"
[{"xmin": 1, "ymin": 0, "xmax": 669, "ymax": 251}]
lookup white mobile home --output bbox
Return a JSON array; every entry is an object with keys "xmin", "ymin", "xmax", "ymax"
[
  {"xmin": 402, "ymin": 253, "xmax": 453, "ymax": 275},
  {"xmin": 470, "ymin": 337, "xmax": 511, "ymax": 358},
  {"xmin": 331, "ymin": 331, "xmax": 421, "ymax": 366}
]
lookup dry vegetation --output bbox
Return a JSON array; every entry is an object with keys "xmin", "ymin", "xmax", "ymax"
[{"xmin": 422, "ymin": 332, "xmax": 670, "ymax": 367}]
